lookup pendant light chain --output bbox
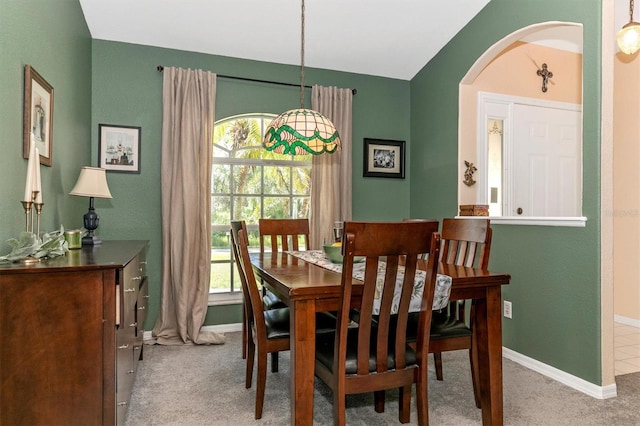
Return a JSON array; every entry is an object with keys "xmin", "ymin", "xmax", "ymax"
[
  {"xmin": 300, "ymin": 0, "xmax": 306, "ymax": 109},
  {"xmin": 262, "ymin": 0, "xmax": 341, "ymax": 155}
]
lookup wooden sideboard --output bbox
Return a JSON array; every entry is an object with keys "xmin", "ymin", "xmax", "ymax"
[{"xmin": 0, "ymin": 240, "xmax": 149, "ymax": 425}]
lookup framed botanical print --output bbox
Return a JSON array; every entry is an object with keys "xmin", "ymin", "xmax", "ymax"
[{"xmin": 23, "ymin": 65, "xmax": 54, "ymax": 166}]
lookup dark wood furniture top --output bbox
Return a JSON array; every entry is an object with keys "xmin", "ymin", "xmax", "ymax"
[
  {"xmin": 251, "ymin": 252, "xmax": 510, "ymax": 426},
  {"xmin": 0, "ymin": 240, "xmax": 148, "ymax": 426},
  {"xmin": 0, "ymin": 240, "xmax": 148, "ymax": 273}
]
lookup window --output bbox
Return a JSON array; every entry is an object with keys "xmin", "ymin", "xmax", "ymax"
[{"xmin": 210, "ymin": 114, "xmax": 312, "ymax": 300}]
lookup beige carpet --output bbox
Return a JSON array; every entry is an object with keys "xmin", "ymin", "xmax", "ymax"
[{"xmin": 125, "ymin": 331, "xmax": 640, "ymax": 425}]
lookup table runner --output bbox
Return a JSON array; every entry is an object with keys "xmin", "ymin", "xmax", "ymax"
[{"xmin": 287, "ymin": 250, "xmax": 451, "ymax": 315}]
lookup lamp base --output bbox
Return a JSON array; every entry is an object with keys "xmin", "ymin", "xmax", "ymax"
[{"xmin": 82, "ymin": 235, "xmax": 102, "ymax": 246}]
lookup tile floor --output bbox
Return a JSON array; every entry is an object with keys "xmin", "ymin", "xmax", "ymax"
[{"xmin": 614, "ymin": 321, "xmax": 640, "ymax": 376}]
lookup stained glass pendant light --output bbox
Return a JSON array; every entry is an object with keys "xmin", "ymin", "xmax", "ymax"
[
  {"xmin": 617, "ymin": 0, "xmax": 640, "ymax": 55},
  {"xmin": 263, "ymin": 0, "xmax": 341, "ymax": 155}
]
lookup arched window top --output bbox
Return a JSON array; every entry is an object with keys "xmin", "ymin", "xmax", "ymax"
[{"xmin": 213, "ymin": 113, "xmax": 311, "ymax": 163}]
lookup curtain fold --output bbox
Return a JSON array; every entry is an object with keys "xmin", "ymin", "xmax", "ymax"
[
  {"xmin": 310, "ymin": 85, "xmax": 353, "ymax": 248},
  {"xmin": 153, "ymin": 67, "xmax": 225, "ymax": 345}
]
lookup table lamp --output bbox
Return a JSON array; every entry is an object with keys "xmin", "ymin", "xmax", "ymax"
[{"xmin": 69, "ymin": 166, "xmax": 112, "ymax": 245}]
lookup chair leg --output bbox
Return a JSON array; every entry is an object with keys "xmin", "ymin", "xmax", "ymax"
[
  {"xmin": 255, "ymin": 348, "xmax": 267, "ymax": 419},
  {"xmin": 374, "ymin": 390, "xmax": 385, "ymax": 413},
  {"xmin": 469, "ymin": 303, "xmax": 481, "ymax": 408},
  {"xmin": 246, "ymin": 336, "xmax": 255, "ymax": 389},
  {"xmin": 334, "ymin": 388, "xmax": 346, "ymax": 426},
  {"xmin": 270, "ymin": 351, "xmax": 279, "ymax": 373},
  {"xmin": 470, "ymin": 337, "xmax": 481, "ymax": 408},
  {"xmin": 242, "ymin": 307, "xmax": 247, "ymax": 360},
  {"xmin": 398, "ymin": 385, "xmax": 411, "ymax": 423},
  {"xmin": 433, "ymin": 352, "xmax": 444, "ymax": 380},
  {"xmin": 415, "ymin": 367, "xmax": 429, "ymax": 426}
]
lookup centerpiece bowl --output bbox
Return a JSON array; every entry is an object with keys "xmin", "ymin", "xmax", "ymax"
[{"xmin": 322, "ymin": 243, "xmax": 364, "ymax": 264}]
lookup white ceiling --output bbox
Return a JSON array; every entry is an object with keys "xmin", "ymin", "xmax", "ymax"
[{"xmin": 79, "ymin": 0, "xmax": 491, "ymax": 81}]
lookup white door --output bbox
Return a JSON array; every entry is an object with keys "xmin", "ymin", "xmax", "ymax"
[{"xmin": 511, "ymin": 104, "xmax": 581, "ymax": 217}]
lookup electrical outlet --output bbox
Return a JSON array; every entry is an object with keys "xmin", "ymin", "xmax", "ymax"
[{"xmin": 504, "ymin": 300, "xmax": 512, "ymax": 319}]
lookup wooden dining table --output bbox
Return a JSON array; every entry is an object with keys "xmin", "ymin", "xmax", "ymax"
[{"xmin": 251, "ymin": 252, "xmax": 511, "ymax": 425}]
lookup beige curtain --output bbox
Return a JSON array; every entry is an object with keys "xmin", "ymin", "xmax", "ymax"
[
  {"xmin": 153, "ymin": 67, "xmax": 225, "ymax": 345},
  {"xmin": 310, "ymin": 85, "xmax": 353, "ymax": 248}
]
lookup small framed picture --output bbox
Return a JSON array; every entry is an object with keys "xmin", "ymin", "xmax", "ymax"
[
  {"xmin": 23, "ymin": 65, "xmax": 54, "ymax": 167},
  {"xmin": 98, "ymin": 124, "xmax": 141, "ymax": 173},
  {"xmin": 363, "ymin": 138, "xmax": 405, "ymax": 179}
]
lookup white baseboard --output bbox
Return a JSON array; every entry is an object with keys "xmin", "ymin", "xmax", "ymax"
[
  {"xmin": 143, "ymin": 323, "xmax": 242, "ymax": 341},
  {"xmin": 614, "ymin": 315, "xmax": 640, "ymax": 328},
  {"xmin": 503, "ymin": 347, "xmax": 617, "ymax": 399},
  {"xmin": 202, "ymin": 323, "xmax": 243, "ymax": 333}
]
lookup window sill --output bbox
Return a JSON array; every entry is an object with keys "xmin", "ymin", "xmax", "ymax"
[
  {"xmin": 455, "ymin": 216, "xmax": 587, "ymax": 227},
  {"xmin": 208, "ymin": 292, "xmax": 242, "ymax": 306}
]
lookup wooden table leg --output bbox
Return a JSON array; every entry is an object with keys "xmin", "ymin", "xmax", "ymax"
[
  {"xmin": 473, "ymin": 286, "xmax": 504, "ymax": 426},
  {"xmin": 290, "ymin": 298, "xmax": 316, "ymax": 425}
]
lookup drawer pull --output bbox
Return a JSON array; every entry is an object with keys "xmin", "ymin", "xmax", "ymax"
[
  {"xmin": 129, "ymin": 322, "xmax": 137, "ymax": 327},
  {"xmin": 127, "ymin": 369, "xmax": 135, "ymax": 374},
  {"xmin": 132, "ymin": 276, "xmax": 142, "ymax": 281},
  {"xmin": 138, "ymin": 306, "xmax": 146, "ymax": 311},
  {"xmin": 118, "ymin": 344, "xmax": 129, "ymax": 349},
  {"xmin": 134, "ymin": 346, "xmax": 142, "ymax": 351},
  {"xmin": 124, "ymin": 288, "xmax": 136, "ymax": 293},
  {"xmin": 117, "ymin": 401, "xmax": 128, "ymax": 407},
  {"xmin": 144, "ymin": 295, "xmax": 150, "ymax": 299},
  {"xmin": 140, "ymin": 261, "xmax": 148, "ymax": 265}
]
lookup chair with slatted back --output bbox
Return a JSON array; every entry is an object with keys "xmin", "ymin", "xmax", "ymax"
[
  {"xmin": 230, "ymin": 221, "xmax": 290, "ymax": 419},
  {"xmin": 258, "ymin": 218, "xmax": 310, "ymax": 310},
  {"xmin": 231, "ymin": 220, "xmax": 337, "ymax": 419},
  {"xmin": 314, "ymin": 221, "xmax": 441, "ymax": 425},
  {"xmin": 230, "ymin": 220, "xmax": 252, "ymax": 361},
  {"xmin": 408, "ymin": 217, "xmax": 492, "ymax": 408},
  {"xmin": 233, "ymin": 219, "xmax": 306, "ymax": 364}
]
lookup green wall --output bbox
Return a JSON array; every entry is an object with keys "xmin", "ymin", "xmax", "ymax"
[
  {"xmin": 410, "ymin": 0, "xmax": 602, "ymax": 384},
  {"xmin": 90, "ymin": 40, "xmax": 412, "ymax": 328},
  {"xmin": 1, "ymin": 0, "xmax": 607, "ymax": 389},
  {"xmin": 0, "ymin": 0, "xmax": 92, "ymax": 251}
]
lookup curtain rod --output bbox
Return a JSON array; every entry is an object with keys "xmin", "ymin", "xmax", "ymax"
[{"xmin": 156, "ymin": 65, "xmax": 357, "ymax": 95}]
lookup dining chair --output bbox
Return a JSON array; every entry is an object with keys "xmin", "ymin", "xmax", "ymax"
[
  {"xmin": 235, "ymin": 218, "xmax": 307, "ymax": 364},
  {"xmin": 409, "ymin": 217, "xmax": 492, "ymax": 408},
  {"xmin": 258, "ymin": 218, "xmax": 310, "ymax": 310},
  {"xmin": 230, "ymin": 220, "xmax": 337, "ymax": 419},
  {"xmin": 230, "ymin": 220, "xmax": 255, "ymax": 362},
  {"xmin": 314, "ymin": 221, "xmax": 441, "ymax": 425}
]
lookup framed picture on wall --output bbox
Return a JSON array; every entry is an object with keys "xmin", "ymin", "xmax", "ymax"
[
  {"xmin": 363, "ymin": 138, "xmax": 405, "ymax": 179},
  {"xmin": 98, "ymin": 124, "xmax": 141, "ymax": 173},
  {"xmin": 23, "ymin": 65, "xmax": 54, "ymax": 167}
]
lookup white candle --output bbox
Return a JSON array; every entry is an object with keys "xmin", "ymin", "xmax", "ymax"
[
  {"xmin": 23, "ymin": 136, "xmax": 36, "ymax": 202},
  {"xmin": 34, "ymin": 147, "xmax": 42, "ymax": 203}
]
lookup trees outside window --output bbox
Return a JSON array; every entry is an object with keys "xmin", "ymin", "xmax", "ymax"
[{"xmin": 210, "ymin": 114, "xmax": 311, "ymax": 295}]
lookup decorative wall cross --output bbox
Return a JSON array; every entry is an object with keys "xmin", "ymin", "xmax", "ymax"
[{"xmin": 536, "ymin": 63, "xmax": 553, "ymax": 93}]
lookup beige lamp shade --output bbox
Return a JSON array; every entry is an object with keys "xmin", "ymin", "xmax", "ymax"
[{"xmin": 69, "ymin": 167, "xmax": 113, "ymax": 198}]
